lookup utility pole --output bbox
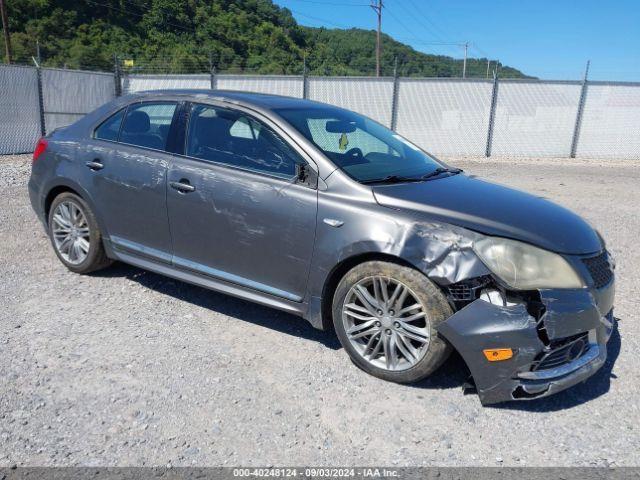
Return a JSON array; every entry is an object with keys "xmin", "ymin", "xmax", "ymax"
[
  {"xmin": 0, "ymin": 0, "xmax": 13, "ymax": 64},
  {"xmin": 371, "ymin": 0, "xmax": 383, "ymax": 77},
  {"xmin": 462, "ymin": 41, "xmax": 469, "ymax": 78},
  {"xmin": 486, "ymin": 58, "xmax": 490, "ymax": 79}
]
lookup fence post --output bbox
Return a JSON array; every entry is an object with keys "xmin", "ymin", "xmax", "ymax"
[
  {"xmin": 390, "ymin": 57, "xmax": 400, "ymax": 131},
  {"xmin": 485, "ymin": 70, "xmax": 499, "ymax": 157},
  {"xmin": 33, "ymin": 57, "xmax": 46, "ymax": 136},
  {"xmin": 113, "ymin": 54, "xmax": 122, "ymax": 97},
  {"xmin": 570, "ymin": 60, "xmax": 590, "ymax": 158},
  {"xmin": 209, "ymin": 52, "xmax": 216, "ymax": 90},
  {"xmin": 302, "ymin": 55, "xmax": 308, "ymax": 99}
]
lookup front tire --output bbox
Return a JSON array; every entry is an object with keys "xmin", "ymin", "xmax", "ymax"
[
  {"xmin": 332, "ymin": 261, "xmax": 453, "ymax": 383},
  {"xmin": 48, "ymin": 192, "xmax": 112, "ymax": 274}
]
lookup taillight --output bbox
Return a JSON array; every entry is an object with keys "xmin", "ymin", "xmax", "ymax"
[{"xmin": 33, "ymin": 138, "xmax": 48, "ymax": 163}]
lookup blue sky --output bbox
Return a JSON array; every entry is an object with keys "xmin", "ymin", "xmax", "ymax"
[{"xmin": 273, "ymin": 0, "xmax": 640, "ymax": 81}]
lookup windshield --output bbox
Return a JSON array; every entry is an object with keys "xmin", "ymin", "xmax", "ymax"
[{"xmin": 274, "ymin": 105, "xmax": 444, "ymax": 182}]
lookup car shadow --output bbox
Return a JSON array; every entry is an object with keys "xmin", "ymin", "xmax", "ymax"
[
  {"xmin": 410, "ymin": 350, "xmax": 472, "ymax": 390},
  {"xmin": 91, "ymin": 263, "xmax": 621, "ymax": 404},
  {"xmin": 488, "ymin": 319, "xmax": 622, "ymax": 412},
  {"xmin": 90, "ymin": 262, "xmax": 342, "ymax": 350},
  {"xmin": 92, "ymin": 262, "xmax": 469, "ymax": 392}
]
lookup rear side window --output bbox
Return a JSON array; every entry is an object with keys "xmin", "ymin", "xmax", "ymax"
[
  {"xmin": 120, "ymin": 102, "xmax": 177, "ymax": 151},
  {"xmin": 186, "ymin": 104, "xmax": 301, "ymax": 179},
  {"xmin": 94, "ymin": 109, "xmax": 125, "ymax": 141}
]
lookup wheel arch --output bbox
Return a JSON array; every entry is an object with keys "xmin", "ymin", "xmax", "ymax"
[
  {"xmin": 319, "ymin": 252, "xmax": 421, "ymax": 331},
  {"xmin": 44, "ymin": 185, "xmax": 82, "ymax": 224},
  {"xmin": 42, "ymin": 179, "xmax": 111, "ymax": 252}
]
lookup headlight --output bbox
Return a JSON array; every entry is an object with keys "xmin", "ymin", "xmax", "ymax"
[{"xmin": 473, "ymin": 236, "xmax": 584, "ymax": 289}]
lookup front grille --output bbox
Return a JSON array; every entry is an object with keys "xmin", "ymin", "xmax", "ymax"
[
  {"xmin": 530, "ymin": 332, "xmax": 590, "ymax": 372},
  {"xmin": 582, "ymin": 251, "xmax": 613, "ymax": 288}
]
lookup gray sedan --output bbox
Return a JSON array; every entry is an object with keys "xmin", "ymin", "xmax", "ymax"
[{"xmin": 28, "ymin": 90, "xmax": 615, "ymax": 404}]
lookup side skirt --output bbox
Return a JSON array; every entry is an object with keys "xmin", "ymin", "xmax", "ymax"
[{"xmin": 109, "ymin": 248, "xmax": 308, "ymax": 318}]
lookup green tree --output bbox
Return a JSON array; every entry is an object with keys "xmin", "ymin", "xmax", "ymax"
[{"xmin": 1, "ymin": 0, "xmax": 531, "ymax": 78}]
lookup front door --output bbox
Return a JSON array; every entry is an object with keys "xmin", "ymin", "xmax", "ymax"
[{"xmin": 166, "ymin": 103, "xmax": 318, "ymax": 301}]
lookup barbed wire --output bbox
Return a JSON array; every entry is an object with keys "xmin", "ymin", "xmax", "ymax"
[{"xmin": 7, "ymin": 55, "xmax": 637, "ymax": 82}]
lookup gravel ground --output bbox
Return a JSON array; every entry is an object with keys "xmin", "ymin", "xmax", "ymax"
[{"xmin": 1, "ymin": 153, "xmax": 639, "ymax": 467}]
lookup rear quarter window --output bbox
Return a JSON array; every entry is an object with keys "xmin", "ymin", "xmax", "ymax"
[{"xmin": 94, "ymin": 109, "xmax": 125, "ymax": 141}]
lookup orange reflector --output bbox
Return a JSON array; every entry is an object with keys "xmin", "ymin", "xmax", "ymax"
[{"xmin": 483, "ymin": 348, "xmax": 513, "ymax": 362}]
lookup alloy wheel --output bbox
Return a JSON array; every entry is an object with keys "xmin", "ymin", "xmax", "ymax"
[
  {"xmin": 51, "ymin": 201, "xmax": 91, "ymax": 265},
  {"xmin": 342, "ymin": 276, "xmax": 431, "ymax": 371}
]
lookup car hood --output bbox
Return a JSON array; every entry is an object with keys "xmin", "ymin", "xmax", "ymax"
[{"xmin": 372, "ymin": 174, "xmax": 602, "ymax": 255}]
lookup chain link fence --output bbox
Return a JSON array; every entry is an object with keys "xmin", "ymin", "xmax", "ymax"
[
  {"xmin": 123, "ymin": 74, "xmax": 210, "ymax": 93},
  {"xmin": 2, "ymin": 64, "xmax": 640, "ymax": 159},
  {"xmin": 0, "ymin": 65, "xmax": 42, "ymax": 154},
  {"xmin": 576, "ymin": 83, "xmax": 640, "ymax": 158},
  {"xmin": 42, "ymin": 68, "xmax": 116, "ymax": 134},
  {"xmin": 0, "ymin": 64, "xmax": 115, "ymax": 154},
  {"xmin": 395, "ymin": 78, "xmax": 493, "ymax": 156},
  {"xmin": 491, "ymin": 80, "xmax": 583, "ymax": 157}
]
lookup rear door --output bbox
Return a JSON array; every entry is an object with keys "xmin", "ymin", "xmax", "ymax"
[
  {"xmin": 166, "ymin": 102, "xmax": 318, "ymax": 301},
  {"xmin": 86, "ymin": 101, "xmax": 179, "ymax": 263}
]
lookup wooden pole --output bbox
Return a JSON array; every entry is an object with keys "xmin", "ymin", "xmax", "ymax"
[{"xmin": 0, "ymin": 0, "xmax": 13, "ymax": 64}]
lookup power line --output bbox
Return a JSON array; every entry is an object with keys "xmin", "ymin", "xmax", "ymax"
[
  {"xmin": 286, "ymin": 8, "xmax": 353, "ymax": 28},
  {"xmin": 385, "ymin": 0, "xmax": 463, "ymax": 58},
  {"xmin": 283, "ymin": 0, "xmax": 369, "ymax": 6},
  {"xmin": 402, "ymin": 0, "xmax": 492, "ymax": 63},
  {"xmin": 383, "ymin": 6, "xmax": 426, "ymax": 46},
  {"xmin": 402, "ymin": 0, "xmax": 455, "ymax": 45}
]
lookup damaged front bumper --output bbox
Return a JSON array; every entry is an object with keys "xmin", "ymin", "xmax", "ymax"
[{"xmin": 437, "ymin": 272, "xmax": 615, "ymax": 405}]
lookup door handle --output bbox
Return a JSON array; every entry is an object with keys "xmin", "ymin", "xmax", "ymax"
[
  {"xmin": 85, "ymin": 160, "xmax": 104, "ymax": 171},
  {"xmin": 170, "ymin": 180, "xmax": 196, "ymax": 193}
]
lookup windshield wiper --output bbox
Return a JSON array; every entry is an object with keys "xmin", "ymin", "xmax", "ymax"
[
  {"xmin": 361, "ymin": 168, "xmax": 463, "ymax": 185},
  {"xmin": 360, "ymin": 175, "xmax": 424, "ymax": 185},
  {"xmin": 421, "ymin": 167, "xmax": 463, "ymax": 180}
]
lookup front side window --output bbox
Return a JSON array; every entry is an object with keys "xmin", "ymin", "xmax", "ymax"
[
  {"xmin": 120, "ymin": 102, "xmax": 177, "ymax": 151},
  {"xmin": 275, "ymin": 106, "xmax": 443, "ymax": 183},
  {"xmin": 186, "ymin": 104, "xmax": 300, "ymax": 179},
  {"xmin": 94, "ymin": 108, "xmax": 125, "ymax": 142}
]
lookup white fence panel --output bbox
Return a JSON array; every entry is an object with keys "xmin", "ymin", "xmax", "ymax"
[
  {"xmin": 491, "ymin": 81, "xmax": 582, "ymax": 157},
  {"xmin": 42, "ymin": 68, "xmax": 115, "ymax": 132},
  {"xmin": 395, "ymin": 79, "xmax": 493, "ymax": 156},
  {"xmin": 307, "ymin": 77, "xmax": 394, "ymax": 126},
  {"xmin": 215, "ymin": 74, "xmax": 303, "ymax": 97},
  {"xmin": 3, "ymin": 69, "xmax": 640, "ymax": 158},
  {"xmin": 124, "ymin": 74, "xmax": 210, "ymax": 93},
  {"xmin": 576, "ymin": 84, "xmax": 640, "ymax": 159},
  {"xmin": 0, "ymin": 65, "xmax": 41, "ymax": 154}
]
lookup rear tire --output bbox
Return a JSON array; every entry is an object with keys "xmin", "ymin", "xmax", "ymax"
[
  {"xmin": 48, "ymin": 192, "xmax": 112, "ymax": 274},
  {"xmin": 332, "ymin": 261, "xmax": 452, "ymax": 383}
]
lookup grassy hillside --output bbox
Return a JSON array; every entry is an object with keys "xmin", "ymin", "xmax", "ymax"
[{"xmin": 2, "ymin": 0, "xmax": 529, "ymax": 78}]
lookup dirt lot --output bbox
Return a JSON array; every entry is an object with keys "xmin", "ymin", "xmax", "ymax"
[{"xmin": 1, "ymin": 154, "xmax": 638, "ymax": 467}]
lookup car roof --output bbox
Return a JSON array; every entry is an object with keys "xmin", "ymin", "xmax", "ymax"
[{"xmin": 133, "ymin": 89, "xmax": 331, "ymax": 112}]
